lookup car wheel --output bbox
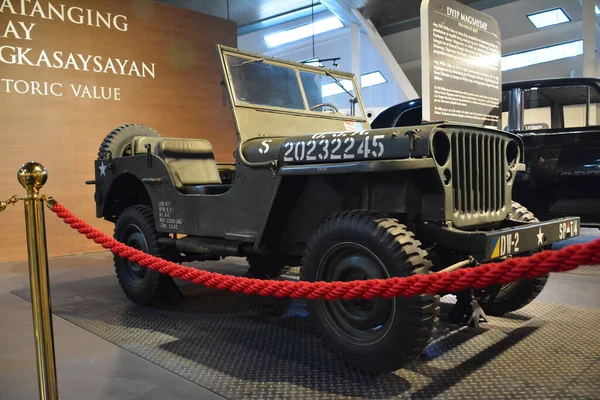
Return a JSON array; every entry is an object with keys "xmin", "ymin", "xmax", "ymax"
[
  {"xmin": 114, "ymin": 205, "xmax": 179, "ymax": 305},
  {"xmin": 98, "ymin": 124, "xmax": 160, "ymax": 159},
  {"xmin": 246, "ymin": 254, "xmax": 286, "ymax": 279},
  {"xmin": 302, "ymin": 211, "xmax": 440, "ymax": 375},
  {"xmin": 477, "ymin": 201, "xmax": 549, "ymax": 316}
]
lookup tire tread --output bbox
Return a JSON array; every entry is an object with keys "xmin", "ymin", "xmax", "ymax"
[
  {"xmin": 301, "ymin": 210, "xmax": 440, "ymax": 375},
  {"xmin": 114, "ymin": 205, "xmax": 177, "ymax": 305},
  {"xmin": 479, "ymin": 202, "xmax": 548, "ymax": 316},
  {"xmin": 98, "ymin": 124, "xmax": 160, "ymax": 160}
]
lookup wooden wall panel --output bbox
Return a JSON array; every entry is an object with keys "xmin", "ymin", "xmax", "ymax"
[{"xmin": 0, "ymin": 0, "xmax": 237, "ymax": 262}]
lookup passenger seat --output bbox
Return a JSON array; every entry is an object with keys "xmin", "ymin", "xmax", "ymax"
[{"xmin": 155, "ymin": 138, "xmax": 226, "ymax": 192}]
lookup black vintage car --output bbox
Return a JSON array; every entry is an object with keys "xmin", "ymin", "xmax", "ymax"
[{"xmin": 373, "ymin": 77, "xmax": 600, "ymax": 227}]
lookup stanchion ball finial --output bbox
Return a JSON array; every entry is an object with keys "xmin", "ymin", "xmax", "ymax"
[{"xmin": 18, "ymin": 161, "xmax": 48, "ymax": 196}]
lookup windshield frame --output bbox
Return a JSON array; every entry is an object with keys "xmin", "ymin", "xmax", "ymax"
[{"xmin": 220, "ymin": 46, "xmax": 368, "ymax": 122}]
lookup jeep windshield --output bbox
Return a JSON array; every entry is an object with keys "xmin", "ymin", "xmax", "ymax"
[{"xmin": 225, "ymin": 54, "xmax": 365, "ymax": 119}]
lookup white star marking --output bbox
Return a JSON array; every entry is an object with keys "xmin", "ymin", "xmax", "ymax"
[
  {"xmin": 536, "ymin": 227, "xmax": 544, "ymax": 245},
  {"xmin": 99, "ymin": 161, "xmax": 107, "ymax": 177}
]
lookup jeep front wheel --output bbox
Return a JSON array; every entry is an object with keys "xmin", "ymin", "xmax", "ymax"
[
  {"xmin": 114, "ymin": 205, "xmax": 179, "ymax": 305},
  {"xmin": 302, "ymin": 211, "xmax": 440, "ymax": 374},
  {"xmin": 477, "ymin": 202, "xmax": 549, "ymax": 316}
]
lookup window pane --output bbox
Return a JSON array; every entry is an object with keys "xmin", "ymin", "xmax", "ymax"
[
  {"xmin": 503, "ymin": 85, "xmax": 600, "ymax": 130},
  {"xmin": 227, "ymin": 55, "xmax": 305, "ymax": 110},
  {"xmin": 501, "ymin": 89, "xmax": 551, "ymax": 130},
  {"xmin": 523, "ymin": 107, "xmax": 551, "ymax": 129},
  {"xmin": 300, "ymin": 71, "xmax": 363, "ymax": 117},
  {"xmin": 563, "ymin": 87, "xmax": 600, "ymax": 128}
]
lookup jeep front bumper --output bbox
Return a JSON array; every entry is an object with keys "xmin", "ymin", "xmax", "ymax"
[{"xmin": 421, "ymin": 217, "xmax": 580, "ymax": 261}]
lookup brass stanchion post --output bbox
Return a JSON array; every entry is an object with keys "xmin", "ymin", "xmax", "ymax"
[{"xmin": 18, "ymin": 161, "xmax": 59, "ymax": 400}]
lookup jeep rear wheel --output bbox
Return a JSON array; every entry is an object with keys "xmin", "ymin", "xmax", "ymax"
[
  {"xmin": 477, "ymin": 202, "xmax": 549, "ymax": 316},
  {"xmin": 302, "ymin": 211, "xmax": 439, "ymax": 375},
  {"xmin": 98, "ymin": 124, "xmax": 160, "ymax": 160},
  {"xmin": 114, "ymin": 205, "xmax": 179, "ymax": 305}
]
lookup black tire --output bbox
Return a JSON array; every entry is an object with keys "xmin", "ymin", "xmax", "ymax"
[
  {"xmin": 98, "ymin": 124, "xmax": 160, "ymax": 160},
  {"xmin": 114, "ymin": 205, "xmax": 179, "ymax": 305},
  {"xmin": 246, "ymin": 254, "xmax": 286, "ymax": 279},
  {"xmin": 302, "ymin": 211, "xmax": 440, "ymax": 375},
  {"xmin": 478, "ymin": 202, "xmax": 549, "ymax": 316}
]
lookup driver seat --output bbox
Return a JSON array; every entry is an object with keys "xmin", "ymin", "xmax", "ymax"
[{"xmin": 155, "ymin": 138, "xmax": 223, "ymax": 188}]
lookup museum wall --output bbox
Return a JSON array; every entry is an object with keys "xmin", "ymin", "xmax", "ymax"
[{"xmin": 0, "ymin": 0, "xmax": 237, "ymax": 262}]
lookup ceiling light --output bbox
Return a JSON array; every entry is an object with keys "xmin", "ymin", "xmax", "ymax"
[
  {"xmin": 263, "ymin": 16, "xmax": 344, "ymax": 48},
  {"xmin": 361, "ymin": 71, "xmax": 387, "ymax": 88},
  {"xmin": 527, "ymin": 8, "xmax": 570, "ymax": 29},
  {"xmin": 596, "ymin": 5, "xmax": 600, "ymax": 14},
  {"xmin": 501, "ymin": 40, "xmax": 583, "ymax": 71},
  {"xmin": 301, "ymin": 57, "xmax": 324, "ymax": 67}
]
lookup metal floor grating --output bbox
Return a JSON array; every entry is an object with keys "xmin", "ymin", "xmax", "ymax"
[
  {"xmin": 13, "ymin": 260, "xmax": 600, "ymax": 399},
  {"xmin": 563, "ymin": 265, "xmax": 600, "ymax": 276}
]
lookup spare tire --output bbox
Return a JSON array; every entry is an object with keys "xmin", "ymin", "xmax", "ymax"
[{"xmin": 98, "ymin": 124, "xmax": 161, "ymax": 160}]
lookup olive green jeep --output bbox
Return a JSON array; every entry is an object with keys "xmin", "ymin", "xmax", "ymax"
[{"xmin": 89, "ymin": 46, "xmax": 580, "ymax": 374}]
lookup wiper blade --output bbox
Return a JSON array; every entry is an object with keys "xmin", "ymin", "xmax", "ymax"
[
  {"xmin": 324, "ymin": 71, "xmax": 356, "ymax": 100},
  {"xmin": 235, "ymin": 58, "xmax": 264, "ymax": 67}
]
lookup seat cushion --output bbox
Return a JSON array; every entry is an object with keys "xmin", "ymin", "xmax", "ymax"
[
  {"xmin": 157, "ymin": 138, "xmax": 215, "ymax": 157},
  {"xmin": 156, "ymin": 138, "xmax": 222, "ymax": 187}
]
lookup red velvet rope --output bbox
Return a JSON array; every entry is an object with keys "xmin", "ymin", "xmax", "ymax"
[{"xmin": 50, "ymin": 203, "xmax": 600, "ymax": 300}]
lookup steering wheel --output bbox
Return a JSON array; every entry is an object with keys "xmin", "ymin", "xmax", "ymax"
[{"xmin": 310, "ymin": 103, "xmax": 339, "ymax": 113}]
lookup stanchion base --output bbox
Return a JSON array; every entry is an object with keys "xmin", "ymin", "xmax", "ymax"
[{"xmin": 448, "ymin": 291, "xmax": 489, "ymax": 328}]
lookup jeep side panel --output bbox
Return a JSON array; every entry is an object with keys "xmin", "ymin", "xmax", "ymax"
[{"xmin": 95, "ymin": 155, "xmax": 278, "ymax": 243}]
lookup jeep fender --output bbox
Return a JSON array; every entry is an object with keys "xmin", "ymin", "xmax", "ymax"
[
  {"xmin": 256, "ymin": 162, "xmax": 441, "ymax": 254},
  {"xmin": 98, "ymin": 171, "xmax": 151, "ymax": 222}
]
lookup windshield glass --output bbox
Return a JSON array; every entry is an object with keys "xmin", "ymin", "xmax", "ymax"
[
  {"xmin": 227, "ymin": 55, "xmax": 305, "ymax": 110},
  {"xmin": 299, "ymin": 71, "xmax": 360, "ymax": 117},
  {"xmin": 226, "ymin": 54, "xmax": 364, "ymax": 118}
]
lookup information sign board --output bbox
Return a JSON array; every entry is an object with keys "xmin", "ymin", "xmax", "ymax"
[{"xmin": 421, "ymin": 0, "xmax": 502, "ymax": 128}]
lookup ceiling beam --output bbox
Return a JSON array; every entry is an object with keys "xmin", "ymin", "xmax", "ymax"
[
  {"xmin": 319, "ymin": 0, "xmax": 362, "ymax": 25},
  {"xmin": 352, "ymin": 8, "xmax": 418, "ymax": 100},
  {"xmin": 237, "ymin": 3, "xmax": 328, "ymax": 35},
  {"xmin": 378, "ymin": 0, "xmax": 520, "ymax": 37}
]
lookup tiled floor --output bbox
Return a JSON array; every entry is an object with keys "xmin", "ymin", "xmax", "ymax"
[
  {"xmin": 0, "ymin": 229, "xmax": 599, "ymax": 399},
  {"xmin": 0, "ymin": 252, "xmax": 223, "ymax": 400}
]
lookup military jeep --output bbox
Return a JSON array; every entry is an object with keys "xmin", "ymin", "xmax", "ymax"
[{"xmin": 90, "ymin": 45, "xmax": 579, "ymax": 374}]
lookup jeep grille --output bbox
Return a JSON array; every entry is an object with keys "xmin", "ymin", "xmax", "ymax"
[{"xmin": 450, "ymin": 131, "xmax": 507, "ymax": 217}]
